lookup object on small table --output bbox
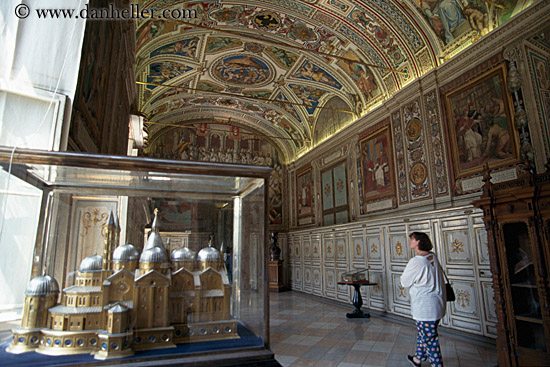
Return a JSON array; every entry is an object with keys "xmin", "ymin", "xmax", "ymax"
[
  {"xmin": 342, "ymin": 268, "xmax": 368, "ymax": 282},
  {"xmin": 337, "ymin": 279, "xmax": 377, "ymax": 318}
]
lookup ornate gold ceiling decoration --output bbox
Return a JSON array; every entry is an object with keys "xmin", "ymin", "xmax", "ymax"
[{"xmin": 134, "ymin": 0, "xmax": 534, "ymax": 162}]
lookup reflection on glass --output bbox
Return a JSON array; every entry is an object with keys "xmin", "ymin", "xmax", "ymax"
[{"xmin": 503, "ymin": 222, "xmax": 545, "ymax": 352}]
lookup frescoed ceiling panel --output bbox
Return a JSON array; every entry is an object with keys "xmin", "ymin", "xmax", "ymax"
[{"xmin": 134, "ymin": 0, "xmax": 537, "ymax": 163}]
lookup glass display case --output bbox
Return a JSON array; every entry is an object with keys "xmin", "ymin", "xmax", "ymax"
[
  {"xmin": 0, "ymin": 147, "xmax": 276, "ymax": 366},
  {"xmin": 474, "ymin": 168, "xmax": 550, "ymax": 367}
]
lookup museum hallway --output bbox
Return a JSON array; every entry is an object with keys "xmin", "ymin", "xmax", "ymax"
[{"xmin": 269, "ymin": 292, "xmax": 497, "ymax": 367}]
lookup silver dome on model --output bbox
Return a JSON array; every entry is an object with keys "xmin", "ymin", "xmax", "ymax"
[
  {"xmin": 197, "ymin": 245, "xmax": 221, "ymax": 262},
  {"xmin": 140, "ymin": 246, "xmax": 168, "ymax": 263},
  {"xmin": 113, "ymin": 244, "xmax": 139, "ymax": 262},
  {"xmin": 79, "ymin": 254, "xmax": 103, "ymax": 272},
  {"xmin": 24, "ymin": 275, "xmax": 59, "ymax": 296},
  {"xmin": 171, "ymin": 247, "xmax": 196, "ymax": 262}
]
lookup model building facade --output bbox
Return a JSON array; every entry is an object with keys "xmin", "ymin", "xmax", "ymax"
[{"xmin": 7, "ymin": 210, "xmax": 235, "ymax": 359}]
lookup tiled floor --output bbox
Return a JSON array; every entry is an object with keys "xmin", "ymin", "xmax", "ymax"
[
  {"xmin": 0, "ymin": 291, "xmax": 497, "ymax": 367},
  {"xmin": 269, "ymin": 291, "xmax": 497, "ymax": 367}
]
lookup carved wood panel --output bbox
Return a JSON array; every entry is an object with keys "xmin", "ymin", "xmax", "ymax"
[
  {"xmin": 324, "ymin": 268, "xmax": 337, "ymax": 300},
  {"xmin": 367, "ymin": 234, "xmax": 382, "ymax": 262},
  {"xmin": 323, "ymin": 234, "xmax": 335, "ymax": 265},
  {"xmin": 443, "ymin": 229, "xmax": 472, "ymax": 265},
  {"xmin": 389, "ymin": 233, "xmax": 409, "ymax": 263}
]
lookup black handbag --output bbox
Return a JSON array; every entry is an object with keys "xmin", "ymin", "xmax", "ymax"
[{"xmin": 441, "ymin": 268, "xmax": 455, "ymax": 302}]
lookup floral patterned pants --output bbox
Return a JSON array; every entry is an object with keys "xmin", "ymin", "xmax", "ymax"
[{"xmin": 415, "ymin": 320, "xmax": 443, "ymax": 367}]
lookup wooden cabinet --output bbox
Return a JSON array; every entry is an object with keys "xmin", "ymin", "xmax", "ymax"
[{"xmin": 474, "ymin": 170, "xmax": 550, "ymax": 367}]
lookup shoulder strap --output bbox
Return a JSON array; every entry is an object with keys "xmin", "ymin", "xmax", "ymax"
[{"xmin": 439, "ymin": 263, "xmax": 450, "ymax": 283}]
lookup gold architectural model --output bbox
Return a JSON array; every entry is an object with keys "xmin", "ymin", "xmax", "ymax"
[{"xmin": 7, "ymin": 210, "xmax": 235, "ymax": 359}]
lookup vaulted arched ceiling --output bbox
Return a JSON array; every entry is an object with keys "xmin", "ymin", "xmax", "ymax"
[{"xmin": 134, "ymin": 0, "xmax": 524, "ymax": 163}]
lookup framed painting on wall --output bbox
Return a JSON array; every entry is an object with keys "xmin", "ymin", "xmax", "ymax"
[
  {"xmin": 443, "ymin": 63, "xmax": 519, "ymax": 178},
  {"xmin": 358, "ymin": 124, "xmax": 395, "ymax": 208},
  {"xmin": 296, "ymin": 165, "xmax": 314, "ymax": 226}
]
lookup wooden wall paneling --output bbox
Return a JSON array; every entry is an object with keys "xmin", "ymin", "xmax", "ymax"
[
  {"xmin": 294, "ymin": 265, "xmax": 302, "ymax": 291},
  {"xmin": 366, "ymin": 232, "xmax": 382, "ymax": 263},
  {"xmin": 350, "ymin": 228, "xmax": 366, "ymax": 268},
  {"xmin": 335, "ymin": 232, "xmax": 348, "ymax": 267},
  {"xmin": 391, "ymin": 265, "xmax": 411, "ymax": 317},
  {"xmin": 474, "ymin": 219, "xmax": 492, "ymax": 267},
  {"xmin": 335, "ymin": 231, "xmax": 350, "ymax": 301},
  {"xmin": 324, "ymin": 267, "xmax": 337, "ymax": 300},
  {"xmin": 442, "ymin": 227, "xmax": 473, "ymax": 266},
  {"xmin": 481, "ymin": 280, "xmax": 499, "ymax": 337},
  {"xmin": 288, "ymin": 236, "xmax": 295, "ymax": 289},
  {"xmin": 441, "ymin": 218, "xmax": 483, "ymax": 335},
  {"xmin": 388, "ymin": 228, "xmax": 410, "ymax": 264},
  {"xmin": 312, "ymin": 267, "xmax": 323, "ymax": 296},
  {"xmin": 449, "ymin": 279, "xmax": 484, "ymax": 334},
  {"xmin": 303, "ymin": 235, "xmax": 312, "ymax": 293},
  {"xmin": 368, "ymin": 267, "xmax": 386, "ymax": 310},
  {"xmin": 366, "ymin": 227, "xmax": 386, "ymax": 310},
  {"xmin": 322, "ymin": 232, "xmax": 336, "ymax": 299},
  {"xmin": 311, "ymin": 234, "xmax": 322, "ymax": 296},
  {"xmin": 303, "ymin": 266, "xmax": 312, "ymax": 293},
  {"xmin": 351, "ymin": 228, "xmax": 369, "ymax": 305},
  {"xmin": 323, "ymin": 233, "xmax": 336, "ymax": 267},
  {"xmin": 387, "ymin": 226, "xmax": 410, "ymax": 314},
  {"xmin": 303, "ymin": 236, "xmax": 311, "ymax": 265},
  {"xmin": 312, "ymin": 235, "xmax": 321, "ymax": 263},
  {"xmin": 292, "ymin": 235, "xmax": 303, "ymax": 291},
  {"xmin": 279, "ymin": 233, "xmax": 290, "ymax": 288},
  {"xmin": 286, "ymin": 210, "xmax": 498, "ymax": 339},
  {"xmin": 473, "ymin": 214, "xmax": 498, "ymax": 337},
  {"xmin": 336, "ymin": 267, "xmax": 350, "ymax": 302}
]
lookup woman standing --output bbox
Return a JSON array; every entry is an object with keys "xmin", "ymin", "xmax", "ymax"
[{"xmin": 401, "ymin": 232, "xmax": 446, "ymax": 367}]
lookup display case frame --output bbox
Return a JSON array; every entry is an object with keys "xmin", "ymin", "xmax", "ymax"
[
  {"xmin": 473, "ymin": 166, "xmax": 550, "ymax": 367},
  {"xmin": 0, "ymin": 146, "xmax": 277, "ymax": 366}
]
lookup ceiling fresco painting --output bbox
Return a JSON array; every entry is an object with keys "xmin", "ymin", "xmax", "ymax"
[{"xmin": 134, "ymin": 0, "xmax": 538, "ymax": 163}]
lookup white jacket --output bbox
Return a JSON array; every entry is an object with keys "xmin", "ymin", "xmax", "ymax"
[{"xmin": 400, "ymin": 252, "xmax": 446, "ymax": 321}]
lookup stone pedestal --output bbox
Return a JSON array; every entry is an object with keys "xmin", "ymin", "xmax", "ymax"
[{"xmin": 268, "ymin": 260, "xmax": 285, "ymax": 292}]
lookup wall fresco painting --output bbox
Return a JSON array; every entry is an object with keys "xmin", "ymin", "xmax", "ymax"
[
  {"xmin": 443, "ymin": 64, "xmax": 519, "ymax": 178},
  {"xmin": 147, "ymin": 62, "xmax": 193, "ymax": 88},
  {"xmin": 289, "ymin": 84, "xmax": 328, "ymax": 115},
  {"xmin": 413, "ymin": 0, "xmax": 487, "ymax": 45},
  {"xmin": 293, "ymin": 60, "xmax": 342, "ymax": 89},
  {"xmin": 337, "ymin": 51, "xmax": 379, "ymax": 102},
  {"xmin": 211, "ymin": 55, "xmax": 273, "ymax": 86},
  {"xmin": 528, "ymin": 51, "xmax": 550, "ymax": 154},
  {"xmin": 150, "ymin": 37, "xmax": 199, "ymax": 59},
  {"xmin": 136, "ymin": 20, "xmax": 176, "ymax": 52},
  {"xmin": 358, "ymin": 124, "xmax": 396, "ymax": 212},
  {"xmin": 205, "ymin": 37, "xmax": 243, "ymax": 54},
  {"xmin": 497, "ymin": 0, "xmax": 536, "ymax": 25},
  {"xmin": 264, "ymin": 46, "xmax": 299, "ymax": 69},
  {"xmin": 296, "ymin": 165, "xmax": 314, "ymax": 226}
]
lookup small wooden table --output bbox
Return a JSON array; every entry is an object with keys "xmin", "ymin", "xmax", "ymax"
[{"xmin": 337, "ymin": 280, "xmax": 377, "ymax": 318}]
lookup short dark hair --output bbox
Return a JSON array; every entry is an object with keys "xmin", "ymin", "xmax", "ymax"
[{"xmin": 409, "ymin": 232, "xmax": 433, "ymax": 251}]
